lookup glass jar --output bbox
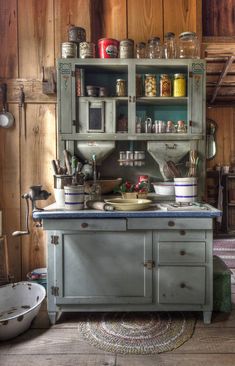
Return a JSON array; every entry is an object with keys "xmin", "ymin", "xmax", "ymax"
[
  {"xmin": 163, "ymin": 32, "xmax": 177, "ymax": 59},
  {"xmin": 147, "ymin": 37, "xmax": 162, "ymax": 59},
  {"xmin": 126, "ymin": 151, "xmax": 134, "ymax": 166},
  {"xmin": 136, "ymin": 42, "xmax": 146, "ymax": 58},
  {"xmin": 145, "ymin": 74, "xmax": 157, "ymax": 96},
  {"xmin": 178, "ymin": 32, "xmax": 200, "ymax": 59},
  {"xmin": 136, "ymin": 74, "xmax": 143, "ymax": 97},
  {"xmin": 177, "ymin": 120, "xmax": 187, "ymax": 133},
  {"xmin": 116, "ymin": 79, "xmax": 126, "ymax": 97},
  {"xmin": 119, "ymin": 151, "xmax": 126, "ymax": 166},
  {"xmin": 134, "ymin": 151, "xmax": 145, "ymax": 166},
  {"xmin": 160, "ymin": 74, "xmax": 172, "ymax": 97},
  {"xmin": 173, "ymin": 74, "xmax": 186, "ymax": 97},
  {"xmin": 166, "ymin": 120, "xmax": 175, "ymax": 133}
]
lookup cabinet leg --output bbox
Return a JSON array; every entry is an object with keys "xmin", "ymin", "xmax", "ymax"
[
  {"xmin": 203, "ymin": 311, "xmax": 212, "ymax": 324},
  {"xmin": 48, "ymin": 312, "xmax": 58, "ymax": 325}
]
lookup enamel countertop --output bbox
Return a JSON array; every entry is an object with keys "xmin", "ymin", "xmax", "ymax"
[{"xmin": 33, "ymin": 202, "xmax": 222, "ymax": 220}]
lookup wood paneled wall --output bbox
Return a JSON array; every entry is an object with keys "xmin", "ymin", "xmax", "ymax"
[{"xmin": 0, "ymin": 0, "xmax": 220, "ymax": 280}]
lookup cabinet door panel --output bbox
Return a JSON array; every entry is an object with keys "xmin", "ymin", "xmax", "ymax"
[
  {"xmin": 56, "ymin": 231, "xmax": 152, "ymax": 304},
  {"xmin": 158, "ymin": 242, "xmax": 206, "ymax": 264},
  {"xmin": 158, "ymin": 266, "xmax": 205, "ymax": 304}
]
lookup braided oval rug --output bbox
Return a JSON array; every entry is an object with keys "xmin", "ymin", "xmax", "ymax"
[{"xmin": 78, "ymin": 312, "xmax": 196, "ymax": 354}]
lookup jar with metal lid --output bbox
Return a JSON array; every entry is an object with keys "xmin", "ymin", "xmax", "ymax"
[
  {"xmin": 79, "ymin": 42, "xmax": 95, "ymax": 58},
  {"xmin": 61, "ymin": 42, "xmax": 78, "ymax": 58},
  {"xmin": 116, "ymin": 79, "xmax": 126, "ymax": 97},
  {"xmin": 120, "ymin": 39, "xmax": 134, "ymax": 58},
  {"xmin": 136, "ymin": 42, "xmax": 146, "ymax": 58},
  {"xmin": 177, "ymin": 120, "xmax": 187, "ymax": 133},
  {"xmin": 147, "ymin": 37, "xmax": 162, "ymax": 59},
  {"xmin": 166, "ymin": 120, "xmax": 175, "ymax": 133},
  {"xmin": 178, "ymin": 32, "xmax": 200, "ymax": 59},
  {"xmin": 160, "ymin": 74, "xmax": 172, "ymax": 97},
  {"xmin": 163, "ymin": 32, "xmax": 177, "ymax": 59},
  {"xmin": 145, "ymin": 74, "xmax": 157, "ymax": 97},
  {"xmin": 126, "ymin": 151, "xmax": 134, "ymax": 166},
  {"xmin": 173, "ymin": 74, "xmax": 186, "ymax": 97},
  {"xmin": 119, "ymin": 151, "xmax": 126, "ymax": 166},
  {"xmin": 68, "ymin": 26, "xmax": 86, "ymax": 43},
  {"xmin": 134, "ymin": 151, "xmax": 145, "ymax": 166}
]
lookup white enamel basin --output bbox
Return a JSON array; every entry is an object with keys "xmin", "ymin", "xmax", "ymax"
[{"xmin": 0, "ymin": 281, "xmax": 46, "ymax": 341}]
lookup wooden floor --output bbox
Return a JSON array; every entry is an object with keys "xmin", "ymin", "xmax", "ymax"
[{"xmin": 1, "ymin": 292, "xmax": 235, "ymax": 366}]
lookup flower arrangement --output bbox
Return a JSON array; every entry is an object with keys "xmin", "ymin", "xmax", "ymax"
[{"xmin": 118, "ymin": 180, "xmax": 148, "ymax": 198}]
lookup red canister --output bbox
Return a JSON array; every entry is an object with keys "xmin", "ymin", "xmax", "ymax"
[{"xmin": 98, "ymin": 38, "xmax": 119, "ymax": 58}]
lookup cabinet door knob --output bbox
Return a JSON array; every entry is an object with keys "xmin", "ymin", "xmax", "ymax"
[
  {"xmin": 180, "ymin": 230, "xmax": 186, "ymax": 236},
  {"xmin": 180, "ymin": 250, "xmax": 186, "ymax": 256},
  {"xmin": 81, "ymin": 222, "xmax": 88, "ymax": 228},
  {"xmin": 168, "ymin": 220, "xmax": 175, "ymax": 227},
  {"xmin": 180, "ymin": 283, "xmax": 186, "ymax": 288}
]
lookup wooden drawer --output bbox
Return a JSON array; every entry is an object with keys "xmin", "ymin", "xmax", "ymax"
[
  {"xmin": 158, "ymin": 230, "xmax": 206, "ymax": 242},
  {"xmin": 127, "ymin": 218, "xmax": 211, "ymax": 230},
  {"xmin": 158, "ymin": 242, "xmax": 206, "ymax": 264},
  {"xmin": 158, "ymin": 266, "xmax": 205, "ymax": 304},
  {"xmin": 44, "ymin": 219, "xmax": 127, "ymax": 231}
]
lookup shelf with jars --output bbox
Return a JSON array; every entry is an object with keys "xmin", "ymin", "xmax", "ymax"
[{"xmin": 58, "ymin": 58, "xmax": 205, "ymax": 139}]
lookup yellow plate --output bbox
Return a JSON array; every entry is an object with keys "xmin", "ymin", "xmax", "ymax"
[{"xmin": 105, "ymin": 198, "xmax": 152, "ymax": 211}]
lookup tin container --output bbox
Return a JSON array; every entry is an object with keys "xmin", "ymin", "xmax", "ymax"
[
  {"xmin": 173, "ymin": 73, "xmax": 186, "ymax": 97},
  {"xmin": 68, "ymin": 26, "xmax": 86, "ymax": 43},
  {"xmin": 116, "ymin": 79, "xmax": 126, "ymax": 97},
  {"xmin": 145, "ymin": 74, "xmax": 157, "ymax": 96},
  {"xmin": 119, "ymin": 39, "xmax": 134, "ymax": 58},
  {"xmin": 98, "ymin": 38, "xmax": 119, "ymax": 58},
  {"xmin": 61, "ymin": 42, "xmax": 77, "ymax": 58},
  {"xmin": 79, "ymin": 42, "xmax": 95, "ymax": 58}
]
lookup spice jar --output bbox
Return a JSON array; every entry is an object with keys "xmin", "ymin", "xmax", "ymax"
[
  {"xmin": 173, "ymin": 74, "xmax": 186, "ymax": 97},
  {"xmin": 166, "ymin": 120, "xmax": 175, "ymax": 133},
  {"xmin": 136, "ymin": 42, "xmax": 146, "ymax": 58},
  {"xmin": 134, "ymin": 151, "xmax": 145, "ymax": 167},
  {"xmin": 160, "ymin": 74, "xmax": 172, "ymax": 97},
  {"xmin": 116, "ymin": 79, "xmax": 126, "ymax": 97},
  {"xmin": 120, "ymin": 39, "xmax": 134, "ymax": 58},
  {"xmin": 145, "ymin": 74, "xmax": 157, "ymax": 96},
  {"xmin": 177, "ymin": 120, "xmax": 187, "ymax": 133}
]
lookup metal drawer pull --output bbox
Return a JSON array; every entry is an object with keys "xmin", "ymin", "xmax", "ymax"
[
  {"xmin": 180, "ymin": 250, "xmax": 186, "ymax": 256},
  {"xmin": 144, "ymin": 260, "xmax": 155, "ymax": 269},
  {"xmin": 180, "ymin": 283, "xmax": 186, "ymax": 288},
  {"xmin": 168, "ymin": 220, "xmax": 175, "ymax": 227},
  {"xmin": 180, "ymin": 230, "xmax": 186, "ymax": 236},
  {"xmin": 81, "ymin": 223, "xmax": 88, "ymax": 228}
]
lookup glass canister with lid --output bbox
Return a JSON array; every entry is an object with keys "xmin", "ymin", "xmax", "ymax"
[
  {"xmin": 178, "ymin": 31, "xmax": 200, "ymax": 59},
  {"xmin": 160, "ymin": 74, "xmax": 172, "ymax": 97},
  {"xmin": 145, "ymin": 74, "xmax": 157, "ymax": 96},
  {"xmin": 173, "ymin": 73, "xmax": 186, "ymax": 97},
  {"xmin": 147, "ymin": 37, "xmax": 162, "ymax": 59},
  {"xmin": 136, "ymin": 42, "xmax": 146, "ymax": 58},
  {"xmin": 163, "ymin": 32, "xmax": 177, "ymax": 59}
]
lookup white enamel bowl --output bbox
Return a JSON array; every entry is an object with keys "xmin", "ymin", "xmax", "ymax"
[
  {"xmin": 0, "ymin": 282, "xmax": 46, "ymax": 341},
  {"xmin": 152, "ymin": 182, "xmax": 175, "ymax": 196}
]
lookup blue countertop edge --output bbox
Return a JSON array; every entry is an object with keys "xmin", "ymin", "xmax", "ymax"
[{"xmin": 33, "ymin": 203, "xmax": 222, "ymax": 220}]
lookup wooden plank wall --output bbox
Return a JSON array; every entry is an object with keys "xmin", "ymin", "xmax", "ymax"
[{"xmin": 0, "ymin": 0, "xmax": 226, "ymax": 280}]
